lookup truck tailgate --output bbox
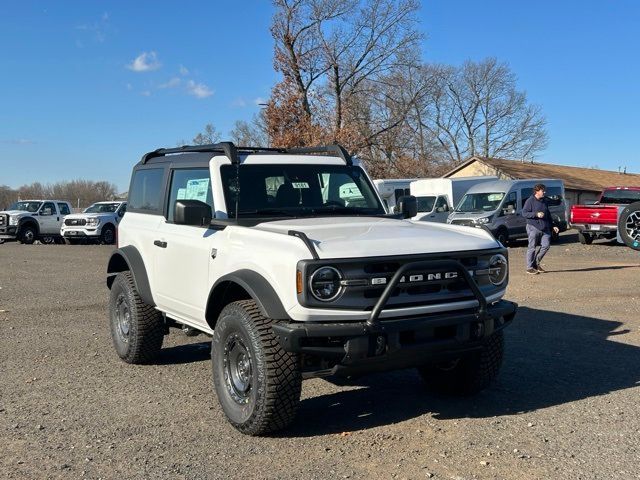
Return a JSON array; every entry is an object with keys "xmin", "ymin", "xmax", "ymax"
[{"xmin": 571, "ymin": 205, "xmax": 618, "ymax": 225}]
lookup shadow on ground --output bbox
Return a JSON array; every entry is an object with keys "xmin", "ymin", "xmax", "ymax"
[{"xmin": 281, "ymin": 306, "xmax": 640, "ymax": 437}]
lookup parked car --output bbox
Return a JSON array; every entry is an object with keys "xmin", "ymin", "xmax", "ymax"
[
  {"xmin": 106, "ymin": 142, "xmax": 517, "ymax": 435},
  {"xmin": 410, "ymin": 176, "xmax": 497, "ymax": 223},
  {"xmin": 0, "ymin": 200, "xmax": 72, "ymax": 244},
  {"xmin": 570, "ymin": 186, "xmax": 640, "ymax": 244},
  {"xmin": 61, "ymin": 201, "xmax": 127, "ymax": 245},
  {"xmin": 372, "ymin": 178, "xmax": 419, "ymax": 212},
  {"xmin": 447, "ymin": 179, "xmax": 567, "ymax": 245}
]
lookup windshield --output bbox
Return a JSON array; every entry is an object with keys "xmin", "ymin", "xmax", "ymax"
[
  {"xmin": 220, "ymin": 164, "xmax": 385, "ymax": 218},
  {"xmin": 455, "ymin": 192, "xmax": 505, "ymax": 213},
  {"xmin": 84, "ymin": 202, "xmax": 120, "ymax": 213},
  {"xmin": 8, "ymin": 201, "xmax": 42, "ymax": 212},
  {"xmin": 600, "ymin": 189, "xmax": 640, "ymax": 205},
  {"xmin": 416, "ymin": 196, "xmax": 436, "ymax": 212}
]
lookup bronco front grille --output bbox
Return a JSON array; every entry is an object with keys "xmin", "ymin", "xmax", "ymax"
[
  {"xmin": 65, "ymin": 218, "xmax": 87, "ymax": 226},
  {"xmin": 297, "ymin": 249, "xmax": 505, "ymax": 311}
]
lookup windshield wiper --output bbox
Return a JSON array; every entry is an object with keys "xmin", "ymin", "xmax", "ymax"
[
  {"xmin": 238, "ymin": 208, "xmax": 299, "ymax": 217},
  {"xmin": 314, "ymin": 206, "xmax": 375, "ymax": 215}
]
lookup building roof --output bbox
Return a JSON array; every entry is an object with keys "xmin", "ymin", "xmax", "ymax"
[{"xmin": 445, "ymin": 156, "xmax": 640, "ymax": 192}]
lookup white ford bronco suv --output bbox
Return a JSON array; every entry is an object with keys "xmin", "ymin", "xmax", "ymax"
[
  {"xmin": 61, "ymin": 201, "xmax": 127, "ymax": 245},
  {"xmin": 106, "ymin": 142, "xmax": 517, "ymax": 435},
  {"xmin": 0, "ymin": 200, "xmax": 72, "ymax": 244}
]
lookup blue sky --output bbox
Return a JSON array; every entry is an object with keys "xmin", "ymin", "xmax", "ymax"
[{"xmin": 1, "ymin": 0, "xmax": 639, "ymax": 192}]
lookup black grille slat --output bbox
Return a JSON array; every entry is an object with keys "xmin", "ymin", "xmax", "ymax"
[
  {"xmin": 64, "ymin": 218, "xmax": 87, "ymax": 226},
  {"xmin": 0, "ymin": 214, "xmax": 6, "ymax": 226}
]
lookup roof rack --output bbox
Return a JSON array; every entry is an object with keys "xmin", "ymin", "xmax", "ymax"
[{"xmin": 140, "ymin": 141, "xmax": 353, "ymax": 166}]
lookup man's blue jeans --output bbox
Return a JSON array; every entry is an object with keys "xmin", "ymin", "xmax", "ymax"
[{"xmin": 526, "ymin": 224, "xmax": 551, "ymax": 269}]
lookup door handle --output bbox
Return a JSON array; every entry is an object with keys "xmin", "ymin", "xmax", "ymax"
[{"xmin": 154, "ymin": 240, "xmax": 167, "ymax": 248}]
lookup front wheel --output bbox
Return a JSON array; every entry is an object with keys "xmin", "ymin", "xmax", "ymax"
[
  {"xmin": 495, "ymin": 228, "xmax": 509, "ymax": 246},
  {"xmin": 212, "ymin": 300, "xmax": 301, "ymax": 435},
  {"xmin": 18, "ymin": 225, "xmax": 36, "ymax": 245},
  {"xmin": 618, "ymin": 201, "xmax": 640, "ymax": 250},
  {"xmin": 100, "ymin": 225, "xmax": 116, "ymax": 245},
  {"xmin": 418, "ymin": 330, "xmax": 504, "ymax": 395},
  {"xmin": 108, "ymin": 271, "xmax": 164, "ymax": 364}
]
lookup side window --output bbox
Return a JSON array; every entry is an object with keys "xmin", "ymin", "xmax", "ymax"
[
  {"xmin": 504, "ymin": 192, "xmax": 517, "ymax": 212},
  {"xmin": 129, "ymin": 168, "xmax": 165, "ymax": 213},
  {"xmin": 57, "ymin": 203, "xmax": 71, "ymax": 215},
  {"xmin": 40, "ymin": 202, "xmax": 56, "ymax": 216},
  {"xmin": 435, "ymin": 196, "xmax": 449, "ymax": 212},
  {"xmin": 521, "ymin": 188, "xmax": 533, "ymax": 208},
  {"xmin": 167, "ymin": 168, "xmax": 213, "ymax": 222},
  {"xmin": 118, "ymin": 203, "xmax": 127, "ymax": 216}
]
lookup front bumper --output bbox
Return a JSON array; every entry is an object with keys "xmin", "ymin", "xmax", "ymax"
[
  {"xmin": 0, "ymin": 226, "xmax": 18, "ymax": 240},
  {"xmin": 273, "ymin": 300, "xmax": 516, "ymax": 377},
  {"xmin": 61, "ymin": 227, "xmax": 100, "ymax": 238}
]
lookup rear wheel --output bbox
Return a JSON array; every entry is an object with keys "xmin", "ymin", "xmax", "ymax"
[
  {"xmin": 418, "ymin": 330, "xmax": 504, "ymax": 395},
  {"xmin": 109, "ymin": 271, "xmax": 164, "ymax": 364},
  {"xmin": 618, "ymin": 201, "xmax": 640, "ymax": 250},
  {"xmin": 212, "ymin": 300, "xmax": 301, "ymax": 435},
  {"xmin": 578, "ymin": 232, "xmax": 593, "ymax": 245},
  {"xmin": 495, "ymin": 228, "xmax": 509, "ymax": 246}
]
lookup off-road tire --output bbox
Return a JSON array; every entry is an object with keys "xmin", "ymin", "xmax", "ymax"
[
  {"xmin": 418, "ymin": 330, "xmax": 504, "ymax": 395},
  {"xmin": 618, "ymin": 201, "xmax": 640, "ymax": 251},
  {"xmin": 18, "ymin": 225, "xmax": 36, "ymax": 245},
  {"xmin": 211, "ymin": 300, "xmax": 301, "ymax": 435},
  {"xmin": 578, "ymin": 232, "xmax": 593, "ymax": 245},
  {"xmin": 109, "ymin": 271, "xmax": 164, "ymax": 364},
  {"xmin": 100, "ymin": 225, "xmax": 116, "ymax": 245}
]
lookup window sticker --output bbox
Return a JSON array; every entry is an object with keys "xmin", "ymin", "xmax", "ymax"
[
  {"xmin": 184, "ymin": 178, "xmax": 210, "ymax": 202},
  {"xmin": 177, "ymin": 188, "xmax": 187, "ymax": 199},
  {"xmin": 291, "ymin": 182, "xmax": 309, "ymax": 189}
]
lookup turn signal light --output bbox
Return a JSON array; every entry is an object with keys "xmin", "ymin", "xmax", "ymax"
[{"xmin": 296, "ymin": 270, "xmax": 303, "ymax": 294}]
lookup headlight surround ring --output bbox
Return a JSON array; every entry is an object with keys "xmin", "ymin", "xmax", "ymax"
[
  {"xmin": 488, "ymin": 254, "xmax": 508, "ymax": 286},
  {"xmin": 308, "ymin": 266, "xmax": 343, "ymax": 302}
]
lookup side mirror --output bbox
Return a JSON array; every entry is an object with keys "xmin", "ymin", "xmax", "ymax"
[
  {"xmin": 396, "ymin": 195, "xmax": 418, "ymax": 219},
  {"xmin": 174, "ymin": 200, "xmax": 212, "ymax": 226},
  {"xmin": 503, "ymin": 205, "xmax": 515, "ymax": 215}
]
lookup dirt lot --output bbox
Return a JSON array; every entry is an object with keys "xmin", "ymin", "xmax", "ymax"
[{"xmin": 1, "ymin": 233, "xmax": 639, "ymax": 480}]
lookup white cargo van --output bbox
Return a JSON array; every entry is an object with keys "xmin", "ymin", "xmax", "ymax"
[
  {"xmin": 447, "ymin": 179, "xmax": 567, "ymax": 244},
  {"xmin": 373, "ymin": 178, "xmax": 419, "ymax": 212},
  {"xmin": 410, "ymin": 176, "xmax": 497, "ymax": 222}
]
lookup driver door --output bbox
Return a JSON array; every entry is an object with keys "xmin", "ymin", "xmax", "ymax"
[{"xmin": 38, "ymin": 202, "xmax": 59, "ymax": 234}]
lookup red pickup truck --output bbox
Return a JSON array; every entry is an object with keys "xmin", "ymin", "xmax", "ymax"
[{"xmin": 570, "ymin": 186, "xmax": 640, "ymax": 244}]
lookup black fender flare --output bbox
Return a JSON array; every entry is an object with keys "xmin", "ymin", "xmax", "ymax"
[
  {"xmin": 207, "ymin": 270, "xmax": 289, "ymax": 325},
  {"xmin": 106, "ymin": 246, "xmax": 155, "ymax": 306},
  {"xmin": 18, "ymin": 218, "xmax": 40, "ymax": 235}
]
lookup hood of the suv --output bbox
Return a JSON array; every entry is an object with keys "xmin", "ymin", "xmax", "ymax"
[
  {"xmin": 254, "ymin": 217, "xmax": 498, "ymax": 258},
  {"xmin": 64, "ymin": 213, "xmax": 111, "ymax": 220}
]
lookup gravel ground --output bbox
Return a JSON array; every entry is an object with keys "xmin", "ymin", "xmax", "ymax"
[{"xmin": 1, "ymin": 232, "xmax": 639, "ymax": 480}]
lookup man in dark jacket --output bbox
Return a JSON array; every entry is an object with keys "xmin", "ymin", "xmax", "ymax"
[{"xmin": 522, "ymin": 184, "xmax": 560, "ymax": 274}]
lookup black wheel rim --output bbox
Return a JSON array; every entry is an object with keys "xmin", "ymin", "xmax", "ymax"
[
  {"xmin": 223, "ymin": 333, "xmax": 253, "ymax": 404},
  {"xmin": 42, "ymin": 236, "xmax": 54, "ymax": 244},
  {"xmin": 114, "ymin": 294, "xmax": 131, "ymax": 343},
  {"xmin": 625, "ymin": 211, "xmax": 640, "ymax": 242},
  {"xmin": 104, "ymin": 229, "xmax": 114, "ymax": 244},
  {"xmin": 23, "ymin": 230, "xmax": 34, "ymax": 243}
]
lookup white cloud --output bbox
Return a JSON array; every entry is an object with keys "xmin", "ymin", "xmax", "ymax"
[
  {"xmin": 2, "ymin": 139, "xmax": 37, "ymax": 145},
  {"xmin": 127, "ymin": 51, "xmax": 161, "ymax": 72},
  {"xmin": 159, "ymin": 77, "xmax": 181, "ymax": 89},
  {"xmin": 141, "ymin": 90, "xmax": 152, "ymax": 97},
  {"xmin": 232, "ymin": 97, "xmax": 247, "ymax": 107},
  {"xmin": 179, "ymin": 65, "xmax": 189, "ymax": 76},
  {"xmin": 186, "ymin": 80, "xmax": 213, "ymax": 99},
  {"xmin": 126, "ymin": 83, "xmax": 133, "ymax": 91}
]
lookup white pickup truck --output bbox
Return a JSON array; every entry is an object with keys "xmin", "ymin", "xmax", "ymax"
[
  {"xmin": 0, "ymin": 200, "xmax": 73, "ymax": 244},
  {"xmin": 106, "ymin": 142, "xmax": 517, "ymax": 435},
  {"xmin": 61, "ymin": 201, "xmax": 127, "ymax": 244}
]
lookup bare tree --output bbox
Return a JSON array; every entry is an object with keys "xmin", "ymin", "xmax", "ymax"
[
  {"xmin": 179, "ymin": 123, "xmax": 222, "ymax": 146},
  {"xmin": 419, "ymin": 58, "xmax": 547, "ymax": 163},
  {"xmin": 15, "ymin": 180, "xmax": 117, "ymax": 209},
  {"xmin": 0, "ymin": 185, "xmax": 19, "ymax": 210},
  {"xmin": 230, "ymin": 112, "xmax": 269, "ymax": 146}
]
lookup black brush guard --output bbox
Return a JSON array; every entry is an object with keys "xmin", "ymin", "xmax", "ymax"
[{"xmin": 272, "ymin": 258, "xmax": 517, "ymax": 378}]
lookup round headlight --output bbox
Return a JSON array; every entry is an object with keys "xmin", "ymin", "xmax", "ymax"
[
  {"xmin": 309, "ymin": 266, "xmax": 342, "ymax": 302},
  {"xmin": 488, "ymin": 254, "xmax": 508, "ymax": 286}
]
